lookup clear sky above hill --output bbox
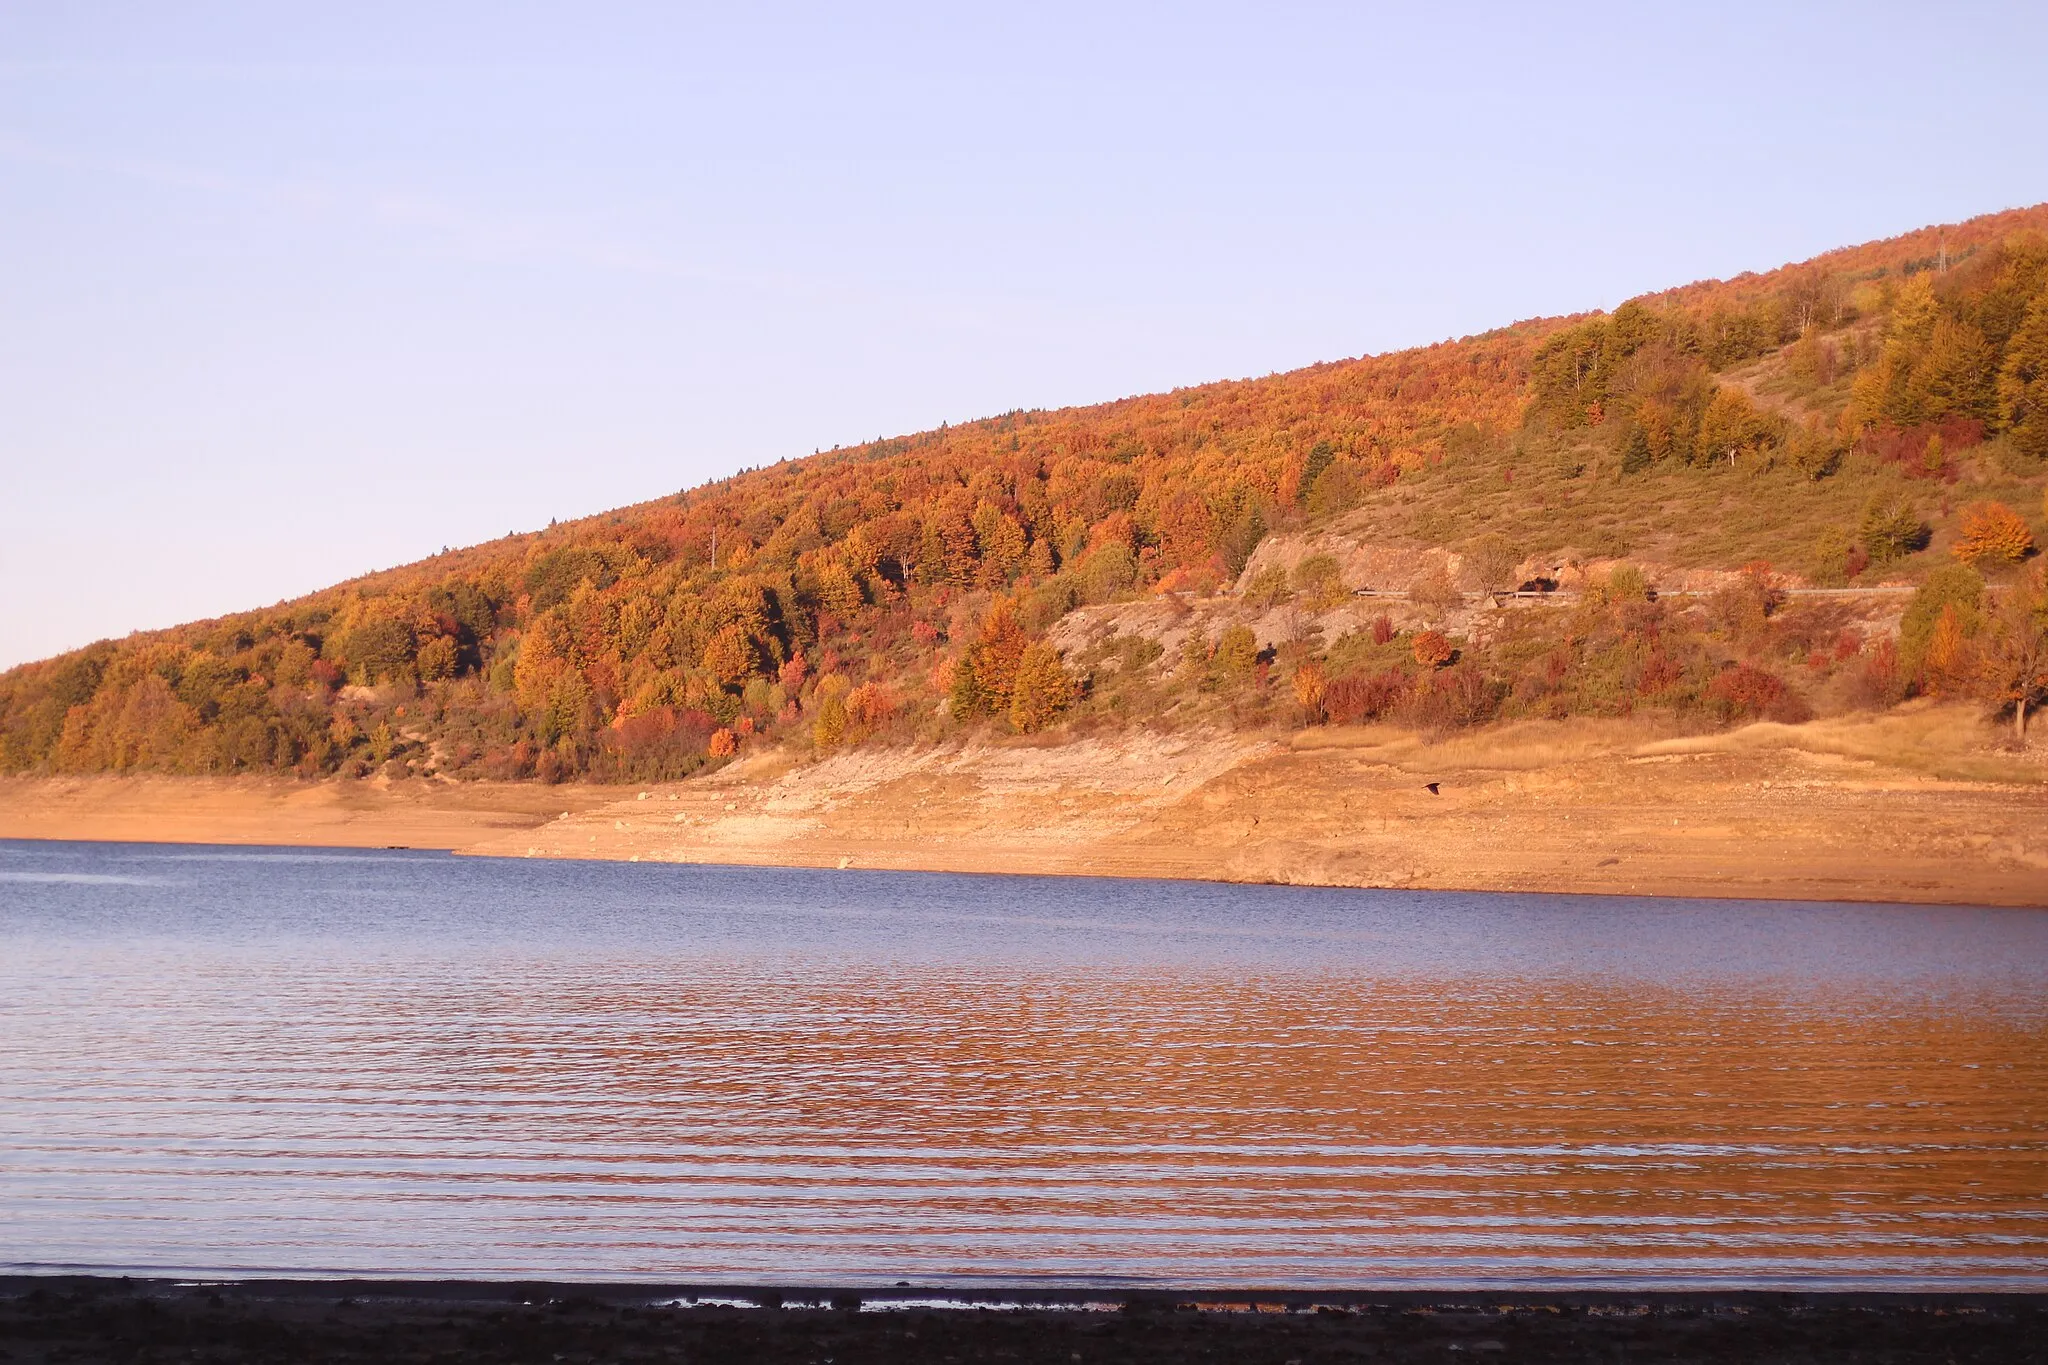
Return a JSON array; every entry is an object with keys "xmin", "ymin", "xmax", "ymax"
[{"xmin": 3, "ymin": 1, "xmax": 2045, "ymax": 669}]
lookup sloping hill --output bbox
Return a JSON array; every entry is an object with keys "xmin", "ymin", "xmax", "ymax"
[{"xmin": 5, "ymin": 205, "xmax": 2048, "ymax": 783}]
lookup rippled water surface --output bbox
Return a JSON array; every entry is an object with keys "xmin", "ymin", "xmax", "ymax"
[{"xmin": 3, "ymin": 839, "xmax": 2045, "ymax": 1288}]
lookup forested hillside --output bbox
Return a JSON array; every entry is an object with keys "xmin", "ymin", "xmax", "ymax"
[{"xmin": 7, "ymin": 206, "xmax": 2048, "ymax": 782}]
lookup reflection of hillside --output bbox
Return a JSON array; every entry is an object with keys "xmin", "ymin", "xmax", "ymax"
[
  {"xmin": 29, "ymin": 950, "xmax": 2037, "ymax": 1282},
  {"xmin": 7, "ymin": 838, "xmax": 2043, "ymax": 1283}
]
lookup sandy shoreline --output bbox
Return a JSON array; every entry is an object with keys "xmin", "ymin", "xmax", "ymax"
[{"xmin": 4, "ymin": 708, "xmax": 2045, "ymax": 906}]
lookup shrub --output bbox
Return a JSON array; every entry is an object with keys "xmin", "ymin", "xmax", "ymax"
[
  {"xmin": 1304, "ymin": 461, "xmax": 1363, "ymax": 516},
  {"xmin": 1290, "ymin": 660, "xmax": 1328, "ymax": 719},
  {"xmin": 1846, "ymin": 637, "xmax": 1906, "ymax": 709},
  {"xmin": 1787, "ymin": 420, "xmax": 1843, "ymax": 480},
  {"xmin": 1408, "ymin": 566, "xmax": 1463, "ymax": 613},
  {"xmin": 1405, "ymin": 661, "xmax": 1504, "ymax": 730},
  {"xmin": 1410, "ymin": 630, "xmax": 1454, "ymax": 668},
  {"xmin": 595, "ymin": 705, "xmax": 717, "ymax": 781},
  {"xmin": 1245, "ymin": 564, "xmax": 1291, "ymax": 607},
  {"xmin": 1705, "ymin": 663, "xmax": 1786, "ymax": 721},
  {"xmin": 1019, "ymin": 576, "xmax": 1081, "ymax": 631},
  {"xmin": 1290, "ymin": 555, "xmax": 1347, "ymax": 608},
  {"xmin": 1324, "ymin": 668, "xmax": 1410, "ymax": 724},
  {"xmin": 1601, "ymin": 562, "xmax": 1649, "ymax": 604},
  {"xmin": 1212, "ymin": 625, "xmax": 1260, "ymax": 684}
]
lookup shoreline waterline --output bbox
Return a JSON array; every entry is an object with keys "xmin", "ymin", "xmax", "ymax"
[
  {"xmin": 8, "ymin": 1272, "xmax": 2048, "ymax": 1297},
  {"xmin": 6, "ymin": 1276, "xmax": 2045, "ymax": 1365},
  {"xmin": 2, "ymin": 776, "xmax": 2045, "ymax": 910}
]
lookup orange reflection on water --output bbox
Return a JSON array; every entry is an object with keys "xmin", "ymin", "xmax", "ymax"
[{"xmin": 10, "ymin": 950, "xmax": 2039, "ymax": 1284}]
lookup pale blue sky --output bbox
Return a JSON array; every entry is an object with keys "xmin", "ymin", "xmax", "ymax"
[{"xmin": 4, "ymin": 2, "xmax": 2044, "ymax": 668}]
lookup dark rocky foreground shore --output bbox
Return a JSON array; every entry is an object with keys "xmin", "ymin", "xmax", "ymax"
[{"xmin": 2, "ymin": 1279, "xmax": 2043, "ymax": 1365}]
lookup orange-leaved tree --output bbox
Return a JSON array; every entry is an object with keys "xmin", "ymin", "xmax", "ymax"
[
  {"xmin": 1007, "ymin": 643, "xmax": 1074, "ymax": 733},
  {"xmin": 1291, "ymin": 659, "xmax": 1328, "ymax": 719},
  {"xmin": 1952, "ymin": 501, "xmax": 2036, "ymax": 566},
  {"xmin": 1411, "ymin": 631, "xmax": 1454, "ymax": 669},
  {"xmin": 1979, "ymin": 567, "xmax": 2048, "ymax": 740}
]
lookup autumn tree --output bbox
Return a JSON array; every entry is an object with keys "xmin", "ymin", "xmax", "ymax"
[
  {"xmin": 2000, "ymin": 293, "xmax": 2048, "ymax": 457},
  {"xmin": 1693, "ymin": 387, "xmax": 1778, "ymax": 466},
  {"xmin": 1912, "ymin": 317, "xmax": 1997, "ymax": 424},
  {"xmin": 1008, "ymin": 643, "xmax": 1073, "ymax": 733},
  {"xmin": 1952, "ymin": 501, "xmax": 2036, "ymax": 566},
  {"xmin": 846, "ymin": 681, "xmax": 896, "ymax": 732},
  {"xmin": 811, "ymin": 673, "xmax": 850, "ymax": 750},
  {"xmin": 1899, "ymin": 563, "xmax": 1984, "ymax": 684},
  {"xmin": 948, "ymin": 603, "xmax": 1030, "ymax": 719},
  {"xmin": 1291, "ymin": 659, "xmax": 1328, "ymax": 720},
  {"xmin": 971, "ymin": 500, "xmax": 1028, "ymax": 588},
  {"xmin": 416, "ymin": 635, "xmax": 459, "ymax": 681},
  {"xmin": 701, "ymin": 624, "xmax": 756, "ymax": 688},
  {"xmin": 1979, "ymin": 567, "xmax": 2048, "ymax": 739},
  {"xmin": 1211, "ymin": 625, "xmax": 1260, "ymax": 686},
  {"xmin": 1463, "ymin": 533, "xmax": 1521, "ymax": 594},
  {"xmin": 1860, "ymin": 495, "xmax": 1930, "ymax": 564},
  {"xmin": 813, "ymin": 560, "xmax": 865, "ymax": 617},
  {"xmin": 1787, "ymin": 419, "xmax": 1843, "ymax": 481}
]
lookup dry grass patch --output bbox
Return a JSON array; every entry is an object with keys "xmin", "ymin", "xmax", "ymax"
[
  {"xmin": 1633, "ymin": 703, "xmax": 2048, "ymax": 783},
  {"xmin": 1290, "ymin": 716, "xmax": 1695, "ymax": 772}
]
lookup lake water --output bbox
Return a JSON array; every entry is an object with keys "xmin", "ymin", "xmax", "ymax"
[{"xmin": 2, "ymin": 838, "xmax": 2045, "ymax": 1289}]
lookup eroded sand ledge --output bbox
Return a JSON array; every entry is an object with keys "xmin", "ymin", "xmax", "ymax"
[{"xmin": 4, "ymin": 708, "xmax": 2044, "ymax": 906}]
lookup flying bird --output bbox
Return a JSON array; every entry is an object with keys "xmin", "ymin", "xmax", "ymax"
[{"xmin": 1424, "ymin": 782, "xmax": 1440, "ymax": 795}]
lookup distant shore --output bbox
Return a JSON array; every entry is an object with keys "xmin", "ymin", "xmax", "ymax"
[
  {"xmin": 3, "ymin": 1276, "xmax": 2042, "ymax": 1364},
  {"xmin": 4, "ymin": 707, "xmax": 2044, "ymax": 906}
]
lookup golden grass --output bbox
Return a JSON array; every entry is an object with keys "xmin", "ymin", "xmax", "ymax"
[
  {"xmin": 1633, "ymin": 702, "xmax": 2048, "ymax": 784},
  {"xmin": 1288, "ymin": 706, "xmax": 2048, "ymax": 784},
  {"xmin": 1292, "ymin": 716, "xmax": 1690, "ymax": 771}
]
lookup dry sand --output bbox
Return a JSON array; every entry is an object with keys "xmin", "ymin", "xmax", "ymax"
[
  {"xmin": 0, "ymin": 772, "xmax": 620, "ymax": 850},
  {"xmin": 4, "ymin": 705, "xmax": 2044, "ymax": 905}
]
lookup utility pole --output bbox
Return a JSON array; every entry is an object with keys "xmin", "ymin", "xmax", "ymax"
[{"xmin": 710, "ymin": 525, "xmax": 718, "ymax": 571}]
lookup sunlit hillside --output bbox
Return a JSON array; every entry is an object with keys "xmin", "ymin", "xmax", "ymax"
[{"xmin": 6, "ymin": 205, "xmax": 2048, "ymax": 782}]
